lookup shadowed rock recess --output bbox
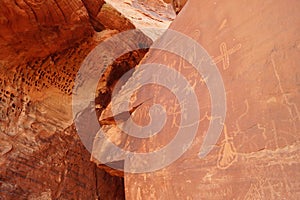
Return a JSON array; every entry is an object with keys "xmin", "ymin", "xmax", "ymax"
[{"xmin": 0, "ymin": 0, "xmax": 183, "ymax": 199}]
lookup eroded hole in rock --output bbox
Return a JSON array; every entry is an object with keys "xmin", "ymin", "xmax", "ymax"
[
  {"xmin": 1, "ymin": 37, "xmax": 137, "ymax": 199},
  {"xmin": 95, "ymin": 49, "xmax": 149, "ymax": 117},
  {"xmin": 0, "ymin": 30, "xmax": 152, "ymax": 198}
]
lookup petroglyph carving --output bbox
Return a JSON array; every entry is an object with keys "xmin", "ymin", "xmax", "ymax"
[
  {"xmin": 212, "ymin": 42, "xmax": 242, "ymax": 70},
  {"xmin": 217, "ymin": 125, "xmax": 237, "ymax": 169}
]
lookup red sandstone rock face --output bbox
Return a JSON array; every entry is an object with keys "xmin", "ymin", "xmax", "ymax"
[
  {"xmin": 96, "ymin": 4, "xmax": 135, "ymax": 32},
  {"xmin": 81, "ymin": 0, "xmax": 105, "ymax": 31},
  {"xmin": 0, "ymin": 32, "xmax": 127, "ymax": 199},
  {"xmin": 82, "ymin": 0, "xmax": 105, "ymax": 18},
  {"xmin": 0, "ymin": 0, "xmax": 179, "ymax": 199},
  {"xmin": 0, "ymin": 0, "xmax": 94, "ymax": 61},
  {"xmin": 0, "ymin": 0, "xmax": 180, "ymax": 62},
  {"xmin": 4, "ymin": 0, "xmax": 298, "ymax": 199},
  {"xmin": 0, "ymin": 125, "xmax": 125, "ymax": 199},
  {"xmin": 121, "ymin": 0, "xmax": 300, "ymax": 199}
]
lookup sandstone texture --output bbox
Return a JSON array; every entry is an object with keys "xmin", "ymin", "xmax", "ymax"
[
  {"xmin": 2, "ymin": 0, "xmax": 298, "ymax": 199},
  {"xmin": 0, "ymin": 0, "xmax": 180, "ymax": 199},
  {"xmin": 118, "ymin": 0, "xmax": 300, "ymax": 199},
  {"xmin": 0, "ymin": 31, "xmax": 127, "ymax": 199},
  {"xmin": 105, "ymin": 0, "xmax": 177, "ymax": 40},
  {"xmin": 0, "ymin": 0, "xmax": 93, "ymax": 61},
  {"xmin": 0, "ymin": 0, "xmax": 178, "ymax": 61}
]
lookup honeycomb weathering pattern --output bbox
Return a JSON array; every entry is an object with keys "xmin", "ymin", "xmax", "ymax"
[
  {"xmin": 0, "ymin": 37, "xmax": 130, "ymax": 199},
  {"xmin": 72, "ymin": 28, "xmax": 227, "ymax": 173}
]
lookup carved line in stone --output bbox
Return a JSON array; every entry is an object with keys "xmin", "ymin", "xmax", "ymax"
[
  {"xmin": 217, "ymin": 124, "xmax": 237, "ymax": 169},
  {"xmin": 271, "ymin": 53, "xmax": 300, "ymax": 133},
  {"xmin": 211, "ymin": 42, "xmax": 242, "ymax": 70}
]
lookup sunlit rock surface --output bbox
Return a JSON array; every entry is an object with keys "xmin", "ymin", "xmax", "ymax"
[
  {"xmin": 1, "ymin": 0, "xmax": 299, "ymax": 199},
  {"xmin": 105, "ymin": 0, "xmax": 176, "ymax": 40},
  {"xmin": 0, "ymin": 0, "xmax": 179, "ymax": 199},
  {"xmin": 121, "ymin": 0, "xmax": 300, "ymax": 199}
]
